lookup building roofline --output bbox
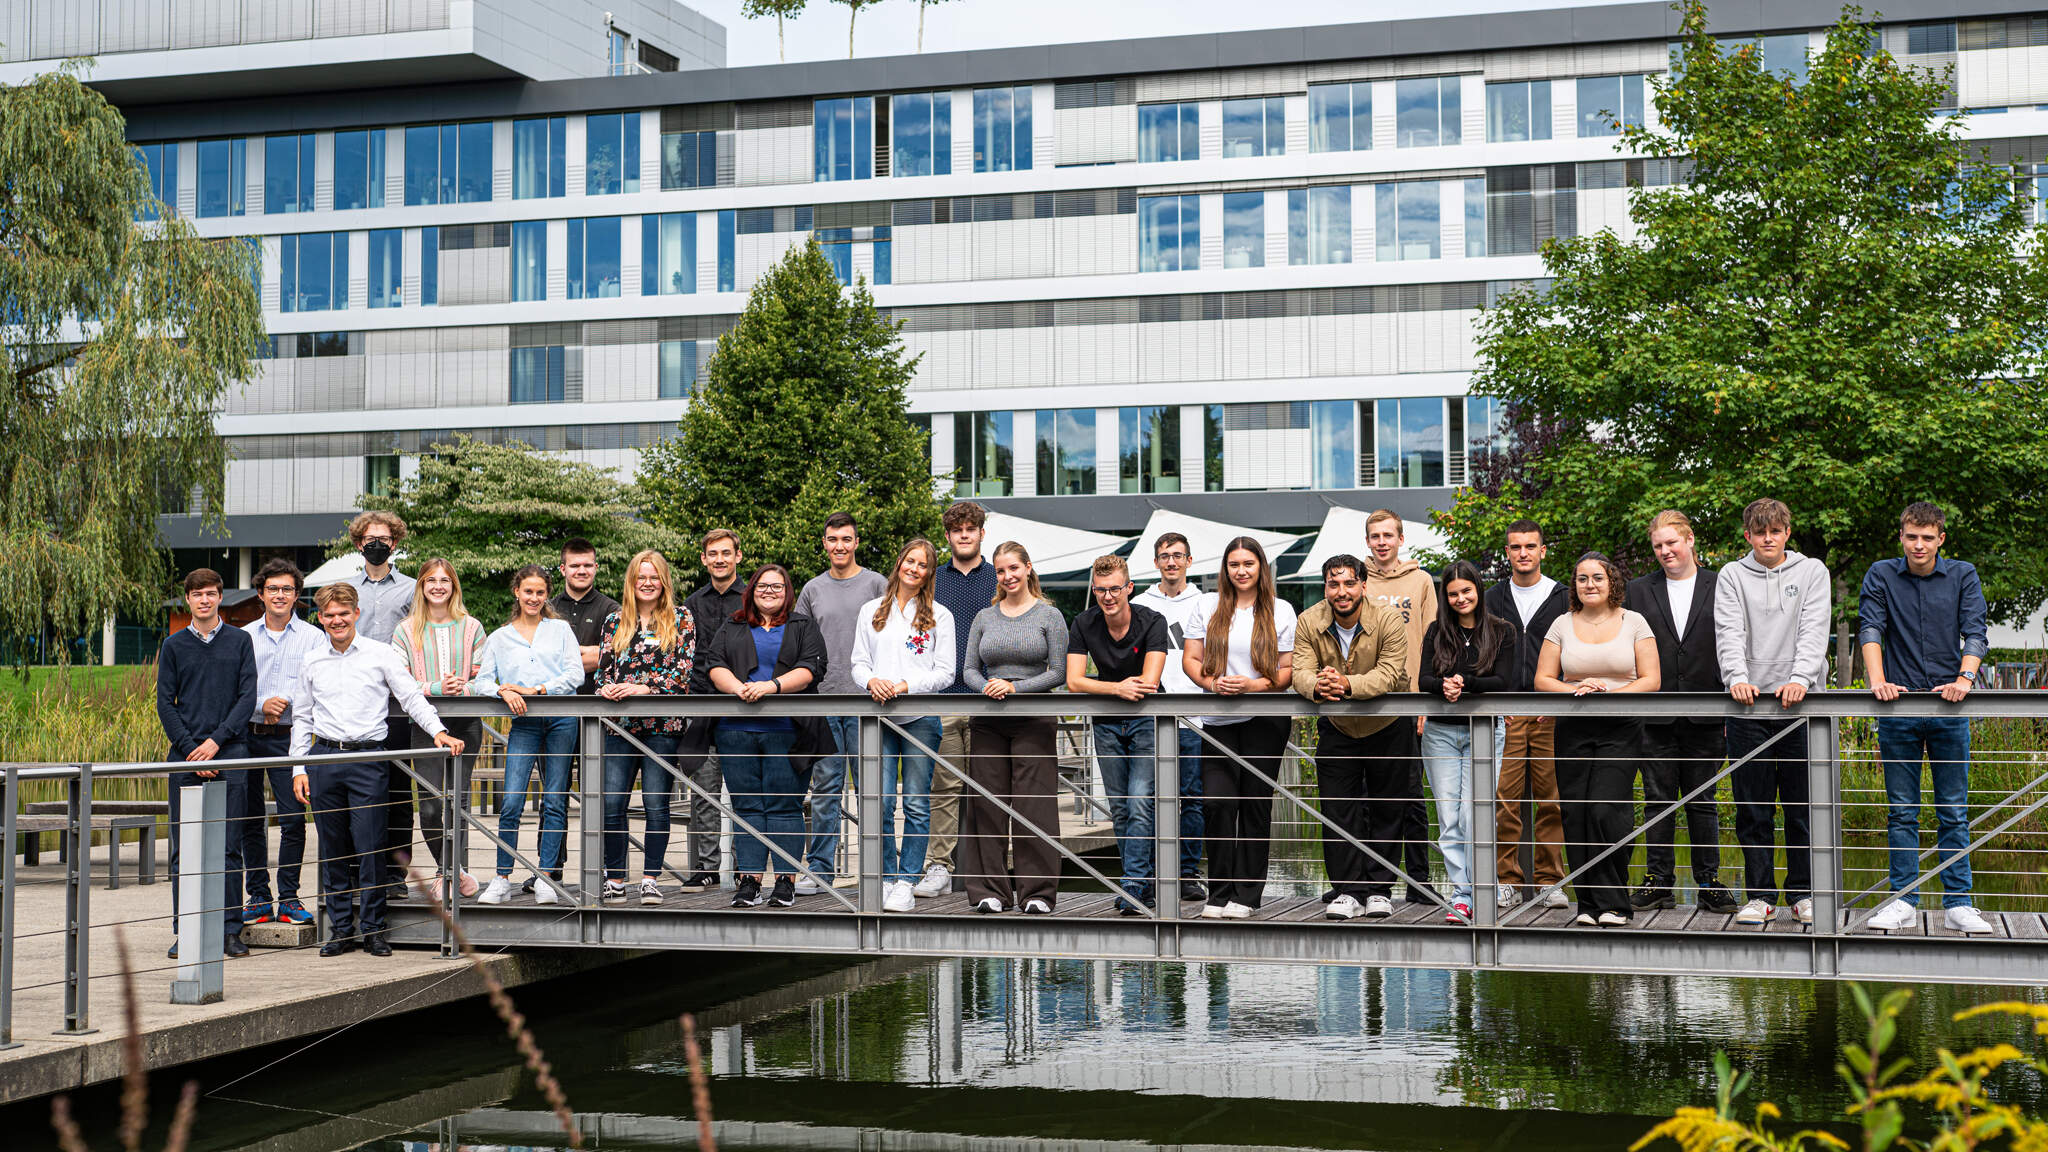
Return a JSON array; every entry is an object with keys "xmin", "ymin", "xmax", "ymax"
[{"xmin": 120, "ymin": 0, "xmax": 2034, "ymax": 140}]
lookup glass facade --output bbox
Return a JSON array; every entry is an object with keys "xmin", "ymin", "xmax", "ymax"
[
  {"xmin": 642, "ymin": 213, "xmax": 697, "ymax": 295},
  {"xmin": 815, "ymin": 98, "xmax": 873, "ymax": 182},
  {"xmin": 1759, "ymin": 33, "xmax": 1811, "ymax": 82},
  {"xmin": 662, "ymin": 129, "xmax": 718, "ymax": 189},
  {"xmin": 1486, "ymin": 80, "xmax": 1552, "ymax": 142},
  {"xmin": 1465, "ymin": 395, "xmax": 1507, "ymax": 476},
  {"xmin": 136, "ymin": 143, "xmax": 176, "ymax": 220},
  {"xmin": 264, "ymin": 134, "xmax": 314, "ymax": 214},
  {"xmin": 1395, "ymin": 77, "xmax": 1462, "ymax": 148},
  {"xmin": 510, "ymin": 345, "xmax": 565, "ymax": 403},
  {"xmin": 512, "ymin": 220, "xmax": 546, "ymax": 302},
  {"xmin": 197, "ymin": 137, "xmax": 245, "ymax": 218},
  {"xmin": 1139, "ymin": 194, "xmax": 1200, "ymax": 272},
  {"xmin": 1138, "ymin": 102, "xmax": 1200, "ymax": 163},
  {"xmin": 586, "ymin": 112, "xmax": 641, "ymax": 195},
  {"xmin": 717, "ymin": 210, "xmax": 736, "ymax": 291},
  {"xmin": 973, "ymin": 86, "xmax": 1032, "ymax": 172},
  {"xmin": 955, "ymin": 411, "xmax": 1014, "ymax": 497},
  {"xmin": 1221, "ymin": 97, "xmax": 1286, "ymax": 158},
  {"xmin": 1376, "ymin": 181, "xmax": 1441, "ymax": 262},
  {"xmin": 332, "ymin": 129, "xmax": 386, "ymax": 211},
  {"xmin": 1312, "ymin": 401, "xmax": 1356, "ymax": 490},
  {"xmin": 513, "ymin": 117, "xmax": 566, "ymax": 199},
  {"xmin": 892, "ymin": 91, "xmax": 952, "ymax": 177},
  {"xmin": 1034, "ymin": 408, "xmax": 1096, "ymax": 495},
  {"xmin": 1463, "ymin": 178, "xmax": 1486, "ymax": 259},
  {"xmin": 1288, "ymin": 186, "xmax": 1351, "ymax": 265},
  {"xmin": 279, "ymin": 232, "xmax": 348, "ymax": 313},
  {"xmin": 1119, "ymin": 406, "xmax": 1181, "ymax": 494},
  {"xmin": 1577, "ymin": 75, "xmax": 1646, "ymax": 138},
  {"xmin": 404, "ymin": 122, "xmax": 491, "ymax": 206},
  {"xmin": 367, "ymin": 229, "xmax": 402, "ymax": 308},
  {"xmin": 1204, "ymin": 404, "xmax": 1225, "ymax": 492},
  {"xmin": 419, "ymin": 226, "xmax": 438, "ymax": 306},
  {"xmin": 1376, "ymin": 398, "xmax": 1445, "ymax": 488},
  {"xmin": 1222, "ymin": 191, "xmax": 1265, "ymax": 268},
  {"xmin": 567, "ymin": 216, "xmax": 622, "ymax": 299},
  {"xmin": 659, "ymin": 340, "xmax": 699, "ymax": 398},
  {"xmin": 1309, "ymin": 81, "xmax": 1371, "ymax": 152}
]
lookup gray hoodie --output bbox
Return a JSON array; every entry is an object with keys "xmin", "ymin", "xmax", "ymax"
[{"xmin": 1713, "ymin": 550, "xmax": 1832, "ymax": 691}]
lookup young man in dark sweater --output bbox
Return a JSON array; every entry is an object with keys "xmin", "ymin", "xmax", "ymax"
[
  {"xmin": 157, "ymin": 568, "xmax": 259, "ymax": 959},
  {"xmin": 923, "ymin": 500, "xmax": 998, "ymax": 898},
  {"xmin": 677, "ymin": 528, "xmax": 747, "ymax": 891}
]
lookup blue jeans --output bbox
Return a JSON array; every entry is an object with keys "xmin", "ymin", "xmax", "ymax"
[
  {"xmin": 1093, "ymin": 718, "xmax": 1156, "ymax": 900},
  {"xmin": 880, "ymin": 716, "xmax": 941, "ymax": 884},
  {"xmin": 1418, "ymin": 718, "xmax": 1505, "ymax": 903},
  {"xmin": 603, "ymin": 730, "xmax": 678, "ymax": 881},
  {"xmin": 717, "ymin": 727, "xmax": 804, "ymax": 876},
  {"xmin": 499, "ymin": 715, "xmax": 575, "ymax": 877},
  {"xmin": 1178, "ymin": 727, "xmax": 1205, "ymax": 879},
  {"xmin": 806, "ymin": 716, "xmax": 859, "ymax": 880},
  {"xmin": 1878, "ymin": 716, "xmax": 1973, "ymax": 908}
]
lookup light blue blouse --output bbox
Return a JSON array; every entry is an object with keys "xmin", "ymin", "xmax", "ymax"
[{"xmin": 470, "ymin": 618, "xmax": 585, "ymax": 697}]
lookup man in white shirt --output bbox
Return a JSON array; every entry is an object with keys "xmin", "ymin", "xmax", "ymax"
[
  {"xmin": 290, "ymin": 583, "xmax": 463, "ymax": 957},
  {"xmin": 241, "ymin": 559, "xmax": 323, "ymax": 927},
  {"xmin": 1133, "ymin": 531, "xmax": 1210, "ymax": 902}
]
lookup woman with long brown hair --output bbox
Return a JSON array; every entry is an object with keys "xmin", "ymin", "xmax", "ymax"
[
  {"xmin": 471, "ymin": 564, "xmax": 584, "ymax": 906},
  {"xmin": 595, "ymin": 549, "xmax": 694, "ymax": 906},
  {"xmin": 1181, "ymin": 537, "xmax": 1296, "ymax": 918}
]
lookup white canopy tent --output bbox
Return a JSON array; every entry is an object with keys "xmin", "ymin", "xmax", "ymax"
[
  {"xmin": 1124, "ymin": 510, "xmax": 1305, "ymax": 585},
  {"xmin": 979, "ymin": 512, "xmax": 1132, "ymax": 576},
  {"xmin": 1286, "ymin": 507, "xmax": 1446, "ymax": 582},
  {"xmin": 303, "ymin": 550, "xmax": 409, "ymax": 588}
]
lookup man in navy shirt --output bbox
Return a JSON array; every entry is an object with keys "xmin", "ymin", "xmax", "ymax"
[
  {"xmin": 921, "ymin": 501, "xmax": 997, "ymax": 898},
  {"xmin": 1858, "ymin": 502, "xmax": 1992, "ymax": 935}
]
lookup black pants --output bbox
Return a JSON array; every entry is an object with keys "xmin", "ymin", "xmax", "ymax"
[
  {"xmin": 168, "ymin": 749, "xmax": 250, "ymax": 942},
  {"xmin": 1316, "ymin": 720, "xmax": 1412, "ymax": 901},
  {"xmin": 417, "ymin": 718, "xmax": 480, "ymax": 868},
  {"xmin": 1200, "ymin": 715, "xmax": 1290, "ymax": 909},
  {"xmin": 243, "ymin": 729, "xmax": 307, "ymax": 903},
  {"xmin": 313, "ymin": 749, "xmax": 393, "ymax": 939},
  {"xmin": 384, "ymin": 720, "xmax": 416, "ymax": 884},
  {"xmin": 1728, "ymin": 716, "xmax": 1811, "ymax": 906},
  {"xmin": 1394, "ymin": 721, "xmax": 1430, "ymax": 888},
  {"xmin": 1555, "ymin": 717, "xmax": 1643, "ymax": 916},
  {"xmin": 963, "ymin": 716, "xmax": 1060, "ymax": 908},
  {"xmin": 1640, "ymin": 719, "xmax": 1724, "ymax": 887}
]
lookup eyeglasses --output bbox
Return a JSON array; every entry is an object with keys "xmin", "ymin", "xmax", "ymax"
[
  {"xmin": 1091, "ymin": 585, "xmax": 1129, "ymax": 597},
  {"xmin": 756, "ymin": 584, "xmax": 788, "ymax": 593},
  {"xmin": 1155, "ymin": 552, "xmax": 1189, "ymax": 563},
  {"xmin": 261, "ymin": 585, "xmax": 298, "ymax": 595}
]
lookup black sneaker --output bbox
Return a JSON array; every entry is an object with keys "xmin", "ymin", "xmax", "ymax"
[
  {"xmin": 768, "ymin": 877, "xmax": 795, "ymax": 907},
  {"xmin": 1180, "ymin": 878, "xmax": 1208, "ymax": 903},
  {"xmin": 680, "ymin": 871, "xmax": 719, "ymax": 893},
  {"xmin": 731, "ymin": 877, "xmax": 763, "ymax": 907},
  {"xmin": 1117, "ymin": 896, "xmax": 1156, "ymax": 916},
  {"xmin": 1630, "ymin": 881, "xmax": 1675, "ymax": 911},
  {"xmin": 1696, "ymin": 880, "xmax": 1739, "ymax": 914}
]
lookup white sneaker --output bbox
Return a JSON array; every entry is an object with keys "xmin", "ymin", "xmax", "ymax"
[
  {"xmin": 1734, "ymin": 898, "xmax": 1774, "ymax": 925},
  {"xmin": 1944, "ymin": 905, "xmax": 1994, "ymax": 935},
  {"xmin": 883, "ymin": 881, "xmax": 915, "ymax": 913},
  {"xmin": 793, "ymin": 875, "xmax": 823, "ymax": 896},
  {"xmin": 640, "ymin": 879, "xmax": 664, "ymax": 906},
  {"xmin": 1199, "ymin": 904, "xmax": 1225, "ymax": 919},
  {"xmin": 913, "ymin": 865, "xmax": 951, "ymax": 897},
  {"xmin": 1219, "ymin": 901, "xmax": 1253, "ymax": 919},
  {"xmin": 1326, "ymin": 895, "xmax": 1365, "ymax": 920},
  {"xmin": 1574, "ymin": 912, "xmax": 1598, "ymax": 926},
  {"xmin": 1023, "ymin": 898, "xmax": 1052, "ymax": 915},
  {"xmin": 534, "ymin": 877, "xmax": 559, "ymax": 905},
  {"xmin": 478, "ymin": 876, "xmax": 513, "ymax": 905},
  {"xmin": 975, "ymin": 897, "xmax": 1005, "ymax": 913},
  {"xmin": 1496, "ymin": 885, "xmax": 1524, "ymax": 910},
  {"xmin": 1597, "ymin": 910, "xmax": 1630, "ymax": 927},
  {"xmin": 1362, "ymin": 895, "xmax": 1394, "ymax": 919},
  {"xmin": 1538, "ymin": 887, "xmax": 1570, "ymax": 909},
  {"xmin": 1868, "ymin": 899, "xmax": 1917, "ymax": 932},
  {"xmin": 1793, "ymin": 898, "xmax": 1814, "ymax": 925}
]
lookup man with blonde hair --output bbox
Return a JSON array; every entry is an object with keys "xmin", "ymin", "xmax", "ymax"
[{"xmin": 1068, "ymin": 552, "xmax": 1171, "ymax": 913}]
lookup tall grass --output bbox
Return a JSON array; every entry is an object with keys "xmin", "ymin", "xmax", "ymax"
[{"xmin": 1, "ymin": 666, "xmax": 170, "ymax": 805}]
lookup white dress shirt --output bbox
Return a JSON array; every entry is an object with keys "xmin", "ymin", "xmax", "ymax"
[
  {"xmin": 289, "ymin": 636, "xmax": 448, "ymax": 772},
  {"xmin": 244, "ymin": 615, "xmax": 324, "ymax": 725}
]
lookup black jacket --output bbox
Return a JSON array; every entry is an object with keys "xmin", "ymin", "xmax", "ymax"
[
  {"xmin": 683, "ymin": 580, "xmax": 747, "ymax": 696},
  {"xmin": 703, "ymin": 613, "xmax": 832, "ymax": 772},
  {"xmin": 1483, "ymin": 578, "xmax": 1571, "ymax": 692},
  {"xmin": 1417, "ymin": 620, "xmax": 1517, "ymax": 697},
  {"xmin": 1626, "ymin": 567, "xmax": 1723, "ymax": 722}
]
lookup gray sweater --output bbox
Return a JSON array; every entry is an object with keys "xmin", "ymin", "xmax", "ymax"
[
  {"xmin": 961, "ymin": 601, "xmax": 1068, "ymax": 694},
  {"xmin": 794, "ymin": 567, "xmax": 890, "ymax": 695}
]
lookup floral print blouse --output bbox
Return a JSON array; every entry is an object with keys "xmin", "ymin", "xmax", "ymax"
[{"xmin": 595, "ymin": 607, "xmax": 696, "ymax": 734}]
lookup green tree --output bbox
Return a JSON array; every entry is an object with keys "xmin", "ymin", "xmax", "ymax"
[
  {"xmin": 0, "ymin": 68, "xmax": 264, "ymax": 661},
  {"xmin": 830, "ymin": 0, "xmax": 883, "ymax": 57},
  {"xmin": 356, "ymin": 436, "xmax": 694, "ymax": 624},
  {"xmin": 738, "ymin": 0, "xmax": 808, "ymax": 63},
  {"xmin": 636, "ymin": 239, "xmax": 941, "ymax": 583},
  {"xmin": 1439, "ymin": 2, "xmax": 2048, "ymax": 647}
]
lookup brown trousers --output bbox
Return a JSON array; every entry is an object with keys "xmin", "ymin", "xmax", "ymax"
[
  {"xmin": 1496, "ymin": 715, "xmax": 1566, "ymax": 886},
  {"xmin": 962, "ymin": 716, "xmax": 1060, "ymax": 908}
]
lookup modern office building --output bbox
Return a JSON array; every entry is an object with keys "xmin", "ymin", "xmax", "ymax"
[{"xmin": 5, "ymin": 0, "xmax": 2039, "ymax": 565}]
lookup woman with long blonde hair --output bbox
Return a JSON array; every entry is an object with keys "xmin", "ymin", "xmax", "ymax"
[
  {"xmin": 594, "ymin": 550, "xmax": 695, "ymax": 906},
  {"xmin": 388, "ymin": 558, "xmax": 487, "ymax": 900},
  {"xmin": 1181, "ymin": 537, "xmax": 1296, "ymax": 919}
]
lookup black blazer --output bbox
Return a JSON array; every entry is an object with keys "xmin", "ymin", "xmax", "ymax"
[
  {"xmin": 1483, "ymin": 578, "xmax": 1571, "ymax": 692},
  {"xmin": 703, "ymin": 613, "xmax": 832, "ymax": 771},
  {"xmin": 1626, "ymin": 568, "xmax": 1723, "ymax": 718}
]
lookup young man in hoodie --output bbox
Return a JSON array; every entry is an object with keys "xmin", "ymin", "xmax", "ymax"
[
  {"xmin": 1293, "ymin": 554, "xmax": 1410, "ymax": 920},
  {"xmin": 1363, "ymin": 510, "xmax": 1437, "ymax": 901},
  {"xmin": 1714, "ymin": 497, "xmax": 1831, "ymax": 926}
]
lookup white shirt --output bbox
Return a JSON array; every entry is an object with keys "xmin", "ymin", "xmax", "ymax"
[
  {"xmin": 1183, "ymin": 593, "xmax": 1298, "ymax": 727},
  {"xmin": 1333, "ymin": 621, "xmax": 1359, "ymax": 660},
  {"xmin": 1509, "ymin": 576, "xmax": 1558, "ymax": 628},
  {"xmin": 1665, "ymin": 573, "xmax": 1698, "ymax": 639},
  {"xmin": 1134, "ymin": 582, "xmax": 1204, "ymax": 699},
  {"xmin": 244, "ymin": 616, "xmax": 324, "ymax": 724},
  {"xmin": 849, "ymin": 597, "xmax": 957, "ymax": 695},
  {"xmin": 288, "ymin": 637, "xmax": 448, "ymax": 771}
]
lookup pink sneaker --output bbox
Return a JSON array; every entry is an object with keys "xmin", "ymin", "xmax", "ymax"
[
  {"xmin": 1447, "ymin": 901, "xmax": 1473, "ymax": 924},
  {"xmin": 457, "ymin": 870, "xmax": 480, "ymax": 898}
]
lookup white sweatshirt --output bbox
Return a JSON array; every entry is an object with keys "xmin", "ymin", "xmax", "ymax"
[{"xmin": 850, "ymin": 596, "xmax": 957, "ymax": 694}]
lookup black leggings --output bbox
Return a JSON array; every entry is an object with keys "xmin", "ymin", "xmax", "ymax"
[
  {"xmin": 1199, "ymin": 715, "xmax": 1291, "ymax": 909},
  {"xmin": 1555, "ymin": 717, "xmax": 1644, "ymax": 916}
]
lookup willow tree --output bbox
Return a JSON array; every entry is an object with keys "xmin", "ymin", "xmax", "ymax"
[{"xmin": 0, "ymin": 68, "xmax": 265, "ymax": 659}]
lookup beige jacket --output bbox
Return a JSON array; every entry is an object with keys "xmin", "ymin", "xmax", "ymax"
[
  {"xmin": 1366, "ymin": 557, "xmax": 1437, "ymax": 697},
  {"xmin": 1291, "ymin": 598, "xmax": 1408, "ymax": 737}
]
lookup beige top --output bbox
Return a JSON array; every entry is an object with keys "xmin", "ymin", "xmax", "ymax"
[{"xmin": 1543, "ymin": 609, "xmax": 1654, "ymax": 687}]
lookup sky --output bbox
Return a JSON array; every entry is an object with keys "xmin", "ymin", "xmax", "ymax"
[{"xmin": 680, "ymin": 0, "xmax": 1647, "ymax": 68}]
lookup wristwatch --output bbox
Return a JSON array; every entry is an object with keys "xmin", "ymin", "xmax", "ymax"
[{"xmin": 1959, "ymin": 669, "xmax": 1978, "ymax": 684}]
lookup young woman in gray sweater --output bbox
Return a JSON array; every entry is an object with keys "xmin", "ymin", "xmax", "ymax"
[{"xmin": 960, "ymin": 541, "xmax": 1069, "ymax": 913}]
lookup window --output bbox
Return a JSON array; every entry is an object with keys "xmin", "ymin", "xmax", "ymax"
[
  {"xmin": 404, "ymin": 122, "xmax": 492, "ymax": 206},
  {"xmin": 659, "ymin": 340, "xmax": 698, "ymax": 398},
  {"xmin": 1376, "ymin": 182, "xmax": 1442, "ymax": 262},
  {"xmin": 1288, "ymin": 186, "xmax": 1351, "ymax": 265},
  {"xmin": 1486, "ymin": 80, "xmax": 1552, "ymax": 142},
  {"xmin": 1396, "ymin": 77, "xmax": 1462, "ymax": 148},
  {"xmin": 566, "ymin": 217, "xmax": 621, "ymax": 299},
  {"xmin": 1139, "ymin": 194, "xmax": 1199, "ymax": 272},
  {"xmin": 815, "ymin": 98, "xmax": 874, "ymax": 182},
  {"xmin": 1576, "ymin": 75, "xmax": 1646, "ymax": 138},
  {"xmin": 973, "ymin": 86, "xmax": 1032, "ymax": 172},
  {"xmin": 717, "ymin": 210, "xmax": 736, "ymax": 291},
  {"xmin": 608, "ymin": 27, "xmax": 631, "ymax": 76},
  {"xmin": 1376, "ymin": 398, "xmax": 1445, "ymax": 488},
  {"xmin": 1119, "ymin": 406, "xmax": 1181, "ymax": 493},
  {"xmin": 1487, "ymin": 164, "xmax": 1577, "ymax": 256},
  {"xmin": 264, "ymin": 134, "xmax": 314, "ymax": 214},
  {"xmin": 1312, "ymin": 401, "xmax": 1356, "ymax": 490},
  {"xmin": 1758, "ymin": 33, "xmax": 1811, "ymax": 82},
  {"xmin": 639, "ymin": 40, "xmax": 679, "ymax": 72},
  {"xmin": 814, "ymin": 226, "xmax": 892, "ymax": 286},
  {"xmin": 1464, "ymin": 395, "xmax": 1507, "ymax": 477},
  {"xmin": 1138, "ymin": 102, "xmax": 1199, "ymax": 163},
  {"xmin": 662, "ymin": 130, "xmax": 718, "ymax": 189},
  {"xmin": 1908, "ymin": 22, "xmax": 1956, "ymax": 54},
  {"xmin": 954, "ymin": 412, "xmax": 1013, "ymax": 497},
  {"xmin": 1034, "ymin": 408, "xmax": 1096, "ymax": 495},
  {"xmin": 1463, "ymin": 179, "xmax": 1486, "ymax": 259},
  {"xmin": 1309, "ymin": 81, "xmax": 1371, "ymax": 152},
  {"xmin": 279, "ymin": 232, "xmax": 349, "ymax": 312},
  {"xmin": 420, "ymin": 226, "xmax": 438, "ymax": 306},
  {"xmin": 332, "ymin": 129, "xmax": 386, "ymax": 211},
  {"xmin": 874, "ymin": 233, "xmax": 892, "ymax": 285},
  {"xmin": 512, "ymin": 220, "xmax": 546, "ymax": 302},
  {"xmin": 1222, "ymin": 191, "xmax": 1264, "ymax": 268},
  {"xmin": 1203, "ymin": 404, "xmax": 1224, "ymax": 492},
  {"xmin": 513, "ymin": 117, "xmax": 566, "ymax": 199},
  {"xmin": 891, "ymin": 91, "xmax": 951, "ymax": 177},
  {"xmin": 197, "ymin": 138, "xmax": 245, "ymax": 218},
  {"xmin": 586, "ymin": 112, "xmax": 641, "ymax": 195},
  {"xmin": 365, "ymin": 455, "xmax": 400, "ymax": 497},
  {"xmin": 1221, "ymin": 97, "xmax": 1285, "ymax": 158},
  {"xmin": 510, "ymin": 345, "xmax": 565, "ymax": 403},
  {"xmin": 819, "ymin": 228, "xmax": 855, "ymax": 284},
  {"xmin": 135, "ymin": 143, "xmax": 177, "ymax": 221},
  {"xmin": 641, "ymin": 213, "xmax": 697, "ymax": 295},
  {"xmin": 367, "ymin": 229, "xmax": 402, "ymax": 308}
]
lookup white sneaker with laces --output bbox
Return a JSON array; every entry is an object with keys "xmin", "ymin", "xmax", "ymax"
[
  {"xmin": 1597, "ymin": 910, "xmax": 1630, "ymax": 927},
  {"xmin": 640, "ymin": 879, "xmax": 664, "ymax": 906},
  {"xmin": 1362, "ymin": 895, "xmax": 1394, "ymax": 919},
  {"xmin": 793, "ymin": 875, "xmax": 823, "ymax": 896},
  {"xmin": 534, "ymin": 877, "xmax": 559, "ymax": 905},
  {"xmin": 913, "ymin": 865, "xmax": 951, "ymax": 898},
  {"xmin": 1944, "ymin": 905, "xmax": 1994, "ymax": 935},
  {"xmin": 601, "ymin": 879, "xmax": 627, "ymax": 905},
  {"xmin": 1219, "ymin": 901, "xmax": 1253, "ymax": 919},
  {"xmin": 1869, "ymin": 899, "xmax": 1916, "ymax": 932},
  {"xmin": 479, "ymin": 876, "xmax": 513, "ymax": 905},
  {"xmin": 1199, "ymin": 904, "xmax": 1226, "ymax": 919},
  {"xmin": 1574, "ymin": 912, "xmax": 1598, "ymax": 926},
  {"xmin": 1793, "ymin": 898, "xmax": 1814, "ymax": 925},
  {"xmin": 883, "ymin": 881, "xmax": 916, "ymax": 913},
  {"xmin": 1734, "ymin": 898, "xmax": 1774, "ymax": 925},
  {"xmin": 1326, "ymin": 895, "xmax": 1365, "ymax": 920},
  {"xmin": 1539, "ymin": 887, "xmax": 1570, "ymax": 909},
  {"xmin": 1496, "ymin": 885, "xmax": 1523, "ymax": 910}
]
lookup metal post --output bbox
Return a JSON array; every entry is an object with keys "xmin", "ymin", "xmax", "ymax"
[
  {"xmin": 859, "ymin": 715, "xmax": 883, "ymax": 916},
  {"xmin": 442, "ymin": 748, "xmax": 462, "ymax": 959},
  {"xmin": 59, "ymin": 768, "xmax": 96, "ymax": 1033},
  {"xmin": 579, "ymin": 715, "xmax": 604, "ymax": 907},
  {"xmin": 1807, "ymin": 716, "xmax": 1840, "ymax": 956},
  {"xmin": 1154, "ymin": 715, "xmax": 1180, "ymax": 930},
  {"xmin": 1, "ymin": 763, "xmax": 20, "ymax": 1049},
  {"xmin": 1471, "ymin": 716, "xmax": 1499, "ymax": 936},
  {"xmin": 170, "ymin": 780, "xmax": 225, "ymax": 1006}
]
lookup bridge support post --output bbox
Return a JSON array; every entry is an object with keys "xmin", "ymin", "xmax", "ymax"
[
  {"xmin": 170, "ymin": 779, "xmax": 223, "ymax": 1008},
  {"xmin": 1807, "ymin": 716, "xmax": 1841, "ymax": 975},
  {"xmin": 1471, "ymin": 717, "xmax": 1499, "ymax": 957},
  {"xmin": 858, "ymin": 716, "xmax": 883, "ymax": 921},
  {"xmin": 1154, "ymin": 715, "xmax": 1180, "ymax": 946},
  {"xmin": 1, "ymin": 763, "xmax": 19, "ymax": 1048},
  {"xmin": 579, "ymin": 716, "xmax": 604, "ymax": 910}
]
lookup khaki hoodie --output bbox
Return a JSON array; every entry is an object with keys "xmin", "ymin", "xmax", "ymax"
[
  {"xmin": 1365, "ymin": 556, "xmax": 1437, "ymax": 695},
  {"xmin": 1292, "ymin": 599, "xmax": 1407, "ymax": 737}
]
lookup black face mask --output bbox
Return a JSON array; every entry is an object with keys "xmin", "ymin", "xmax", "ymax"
[{"xmin": 361, "ymin": 540, "xmax": 393, "ymax": 567}]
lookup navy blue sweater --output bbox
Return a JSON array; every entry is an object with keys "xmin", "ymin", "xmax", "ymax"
[
  {"xmin": 933, "ymin": 557, "xmax": 998, "ymax": 694},
  {"xmin": 155, "ymin": 626, "xmax": 258, "ymax": 757}
]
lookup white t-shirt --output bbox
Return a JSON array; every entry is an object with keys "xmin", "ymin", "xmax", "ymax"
[
  {"xmin": 1333, "ymin": 621, "xmax": 1359, "ymax": 659},
  {"xmin": 1665, "ymin": 573, "xmax": 1697, "ymax": 638},
  {"xmin": 1183, "ymin": 593, "xmax": 1298, "ymax": 727},
  {"xmin": 1509, "ymin": 576, "xmax": 1558, "ymax": 629},
  {"xmin": 1134, "ymin": 582, "xmax": 1205, "ymax": 699}
]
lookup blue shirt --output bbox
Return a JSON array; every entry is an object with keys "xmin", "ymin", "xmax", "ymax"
[
  {"xmin": 1856, "ymin": 556, "xmax": 1989, "ymax": 692},
  {"xmin": 243, "ymin": 615, "xmax": 324, "ymax": 724},
  {"xmin": 725, "ymin": 624, "xmax": 793, "ymax": 732},
  {"xmin": 932, "ymin": 556, "xmax": 998, "ymax": 694}
]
